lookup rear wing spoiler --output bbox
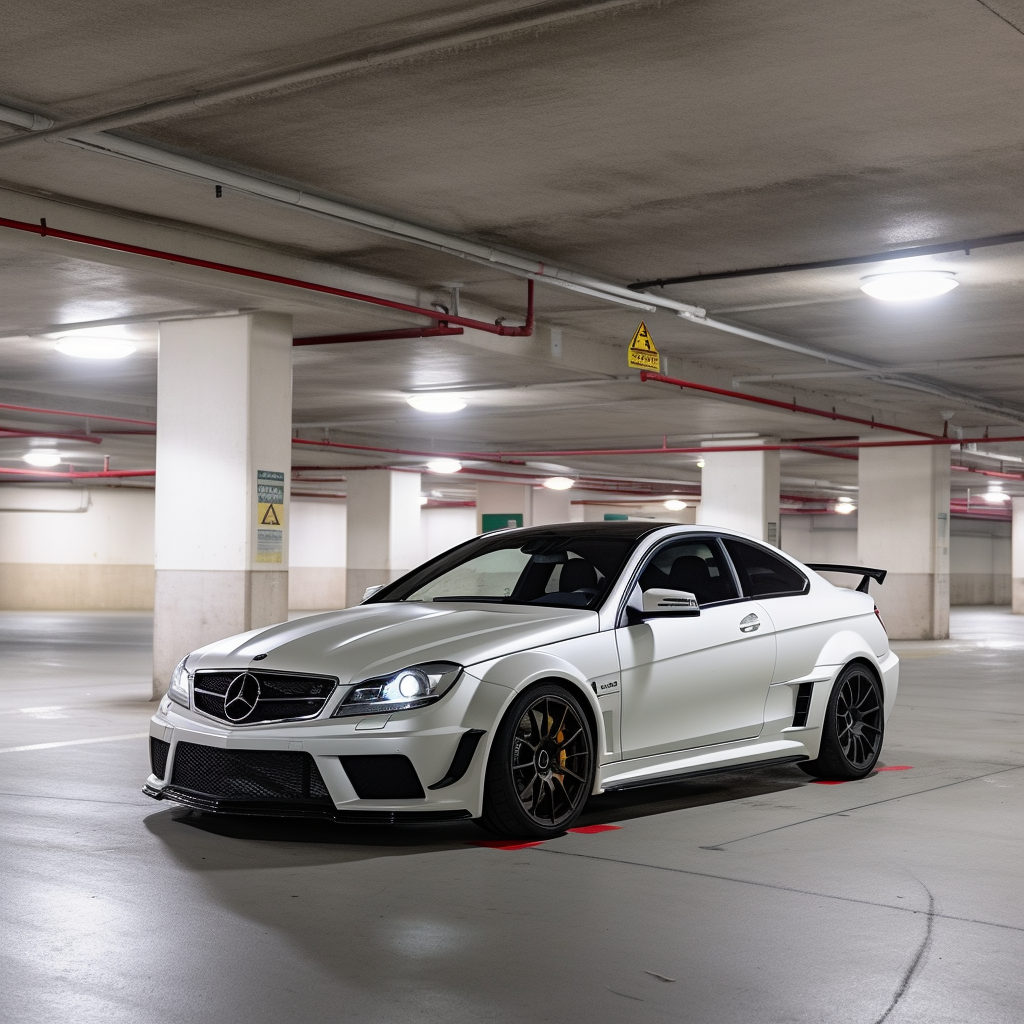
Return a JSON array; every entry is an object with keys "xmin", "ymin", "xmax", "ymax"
[{"xmin": 806, "ymin": 563, "xmax": 887, "ymax": 593}]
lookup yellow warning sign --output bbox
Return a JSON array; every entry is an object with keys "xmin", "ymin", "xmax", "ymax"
[
  {"xmin": 256, "ymin": 469, "xmax": 285, "ymax": 564},
  {"xmin": 627, "ymin": 321, "xmax": 661, "ymax": 372}
]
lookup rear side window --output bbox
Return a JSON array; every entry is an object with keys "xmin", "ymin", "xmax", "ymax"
[{"xmin": 722, "ymin": 539, "xmax": 808, "ymax": 598}]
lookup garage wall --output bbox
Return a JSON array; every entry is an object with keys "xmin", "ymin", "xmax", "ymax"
[
  {"xmin": 949, "ymin": 519, "xmax": 1011, "ymax": 605},
  {"xmin": 780, "ymin": 513, "xmax": 858, "ymax": 565},
  {"xmin": 423, "ymin": 505, "xmax": 477, "ymax": 561},
  {"xmin": 0, "ymin": 485, "xmax": 155, "ymax": 609}
]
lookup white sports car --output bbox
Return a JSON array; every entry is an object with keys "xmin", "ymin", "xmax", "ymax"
[{"xmin": 145, "ymin": 522, "xmax": 898, "ymax": 838}]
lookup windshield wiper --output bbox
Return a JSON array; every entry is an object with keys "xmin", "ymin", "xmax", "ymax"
[{"xmin": 426, "ymin": 596, "xmax": 531, "ymax": 604}]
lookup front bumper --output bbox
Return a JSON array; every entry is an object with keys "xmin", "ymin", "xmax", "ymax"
[{"xmin": 144, "ymin": 670, "xmax": 511, "ymax": 821}]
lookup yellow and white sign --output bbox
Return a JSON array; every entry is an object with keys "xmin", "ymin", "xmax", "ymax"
[
  {"xmin": 256, "ymin": 469, "xmax": 285, "ymax": 564},
  {"xmin": 627, "ymin": 321, "xmax": 661, "ymax": 372}
]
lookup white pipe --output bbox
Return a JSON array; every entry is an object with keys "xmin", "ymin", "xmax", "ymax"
[
  {"xmin": 64, "ymin": 132, "xmax": 696, "ymax": 315},
  {"xmin": 0, "ymin": 104, "xmax": 53, "ymax": 131}
]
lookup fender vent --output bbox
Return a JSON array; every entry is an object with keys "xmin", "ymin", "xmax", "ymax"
[{"xmin": 793, "ymin": 682, "xmax": 814, "ymax": 727}]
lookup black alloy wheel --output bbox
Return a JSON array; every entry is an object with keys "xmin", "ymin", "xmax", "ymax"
[
  {"xmin": 481, "ymin": 684, "xmax": 594, "ymax": 838},
  {"xmin": 800, "ymin": 662, "xmax": 884, "ymax": 781}
]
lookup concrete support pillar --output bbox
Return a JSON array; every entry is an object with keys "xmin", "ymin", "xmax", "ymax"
[
  {"xmin": 345, "ymin": 470, "xmax": 422, "ymax": 604},
  {"xmin": 477, "ymin": 482, "xmax": 533, "ymax": 533},
  {"xmin": 1012, "ymin": 497, "xmax": 1024, "ymax": 614},
  {"xmin": 696, "ymin": 442, "xmax": 781, "ymax": 544},
  {"xmin": 532, "ymin": 486, "xmax": 572, "ymax": 526},
  {"xmin": 858, "ymin": 444, "xmax": 950, "ymax": 639},
  {"xmin": 153, "ymin": 312, "xmax": 293, "ymax": 696}
]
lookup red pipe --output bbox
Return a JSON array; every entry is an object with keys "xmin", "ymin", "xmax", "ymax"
[
  {"xmin": 0, "ymin": 429, "xmax": 103, "ymax": 445},
  {"xmin": 0, "ymin": 399, "xmax": 155, "ymax": 427},
  {"xmin": 952, "ymin": 464, "xmax": 1024, "ymax": 481},
  {"xmin": 0, "ymin": 467, "xmax": 154, "ymax": 480},
  {"xmin": 294, "ymin": 326, "xmax": 464, "ymax": 346},
  {"xmin": 292, "ymin": 434, "xmax": 1024, "ymax": 460},
  {"xmin": 640, "ymin": 371, "xmax": 938, "ymax": 439},
  {"xmin": 0, "ymin": 216, "xmax": 535, "ymax": 338}
]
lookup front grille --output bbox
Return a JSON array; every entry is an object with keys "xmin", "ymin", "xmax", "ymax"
[
  {"xmin": 340, "ymin": 755, "xmax": 425, "ymax": 799},
  {"xmin": 150, "ymin": 737, "xmax": 170, "ymax": 779},
  {"xmin": 170, "ymin": 741, "xmax": 331, "ymax": 802},
  {"xmin": 192, "ymin": 670, "xmax": 337, "ymax": 724}
]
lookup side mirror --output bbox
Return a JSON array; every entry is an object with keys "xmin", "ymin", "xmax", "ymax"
[{"xmin": 642, "ymin": 588, "xmax": 700, "ymax": 615}]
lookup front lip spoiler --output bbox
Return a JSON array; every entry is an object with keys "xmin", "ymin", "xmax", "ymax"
[{"xmin": 143, "ymin": 783, "xmax": 472, "ymax": 824}]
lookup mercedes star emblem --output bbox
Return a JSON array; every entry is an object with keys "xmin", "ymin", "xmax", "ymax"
[{"xmin": 223, "ymin": 672, "xmax": 261, "ymax": 722}]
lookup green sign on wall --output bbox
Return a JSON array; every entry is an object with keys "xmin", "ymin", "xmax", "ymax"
[{"xmin": 482, "ymin": 513, "xmax": 524, "ymax": 532}]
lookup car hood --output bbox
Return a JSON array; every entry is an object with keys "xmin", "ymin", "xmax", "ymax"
[{"xmin": 187, "ymin": 601, "xmax": 598, "ymax": 683}]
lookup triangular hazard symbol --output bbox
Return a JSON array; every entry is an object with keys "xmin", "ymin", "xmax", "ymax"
[
  {"xmin": 629, "ymin": 321, "xmax": 655, "ymax": 351},
  {"xmin": 261, "ymin": 504, "xmax": 281, "ymax": 526}
]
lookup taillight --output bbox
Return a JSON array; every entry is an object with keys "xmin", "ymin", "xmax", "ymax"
[{"xmin": 874, "ymin": 604, "xmax": 887, "ymax": 633}]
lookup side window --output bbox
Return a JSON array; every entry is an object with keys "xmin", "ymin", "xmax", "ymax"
[
  {"xmin": 722, "ymin": 539, "xmax": 808, "ymax": 598},
  {"xmin": 637, "ymin": 538, "xmax": 738, "ymax": 607}
]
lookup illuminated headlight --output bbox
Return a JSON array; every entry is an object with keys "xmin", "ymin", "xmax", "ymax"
[
  {"xmin": 167, "ymin": 656, "xmax": 192, "ymax": 708},
  {"xmin": 332, "ymin": 662, "xmax": 462, "ymax": 717}
]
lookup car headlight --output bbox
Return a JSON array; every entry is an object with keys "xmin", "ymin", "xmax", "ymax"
[
  {"xmin": 167, "ymin": 656, "xmax": 192, "ymax": 708},
  {"xmin": 332, "ymin": 662, "xmax": 462, "ymax": 717}
]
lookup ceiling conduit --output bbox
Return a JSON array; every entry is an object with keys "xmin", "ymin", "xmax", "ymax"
[
  {"xmin": 639, "ymin": 370, "xmax": 939, "ymax": 438},
  {"xmin": 0, "ymin": 216, "xmax": 536, "ymax": 337}
]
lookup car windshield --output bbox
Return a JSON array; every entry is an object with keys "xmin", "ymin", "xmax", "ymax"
[{"xmin": 372, "ymin": 531, "xmax": 643, "ymax": 609}]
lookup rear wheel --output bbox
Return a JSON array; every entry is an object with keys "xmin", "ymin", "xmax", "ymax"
[
  {"xmin": 481, "ymin": 684, "xmax": 594, "ymax": 838},
  {"xmin": 799, "ymin": 663, "xmax": 884, "ymax": 780}
]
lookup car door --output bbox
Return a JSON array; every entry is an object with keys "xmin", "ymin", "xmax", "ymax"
[{"xmin": 616, "ymin": 536, "xmax": 777, "ymax": 759}]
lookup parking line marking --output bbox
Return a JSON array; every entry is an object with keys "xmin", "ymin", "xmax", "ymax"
[
  {"xmin": 877, "ymin": 765, "xmax": 913, "ymax": 771},
  {"xmin": 569, "ymin": 824, "xmax": 622, "ymax": 833},
  {"xmin": 0, "ymin": 732, "xmax": 147, "ymax": 754},
  {"xmin": 469, "ymin": 840, "xmax": 547, "ymax": 851}
]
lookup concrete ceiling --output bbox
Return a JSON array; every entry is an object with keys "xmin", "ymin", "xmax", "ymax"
[{"xmin": 2, "ymin": 0, "xmax": 1024, "ymax": 504}]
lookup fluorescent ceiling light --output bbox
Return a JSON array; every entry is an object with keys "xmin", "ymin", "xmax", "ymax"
[
  {"xmin": 23, "ymin": 450, "xmax": 62, "ymax": 467},
  {"xmin": 407, "ymin": 394, "xmax": 466, "ymax": 413},
  {"xmin": 835, "ymin": 499, "xmax": 857, "ymax": 514},
  {"xmin": 425, "ymin": 458, "xmax": 462, "ymax": 474},
  {"xmin": 543, "ymin": 477, "xmax": 575, "ymax": 490},
  {"xmin": 418, "ymin": 495, "xmax": 429, "ymax": 506},
  {"xmin": 54, "ymin": 335, "xmax": 136, "ymax": 359},
  {"xmin": 695, "ymin": 459, "xmax": 705, "ymax": 469},
  {"xmin": 663, "ymin": 499, "xmax": 688, "ymax": 511},
  {"xmin": 860, "ymin": 272, "xmax": 958, "ymax": 302},
  {"xmin": 982, "ymin": 488, "xmax": 1010, "ymax": 504}
]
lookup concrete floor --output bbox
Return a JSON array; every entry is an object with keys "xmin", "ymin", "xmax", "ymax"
[{"xmin": 1, "ymin": 608, "xmax": 1022, "ymax": 1024}]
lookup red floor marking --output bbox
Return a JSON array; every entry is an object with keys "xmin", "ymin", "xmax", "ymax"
[
  {"xmin": 813, "ymin": 780, "xmax": 848, "ymax": 785},
  {"xmin": 468, "ymin": 840, "xmax": 547, "ymax": 851},
  {"xmin": 568, "ymin": 824, "xmax": 623, "ymax": 834},
  {"xmin": 876, "ymin": 765, "xmax": 913, "ymax": 771}
]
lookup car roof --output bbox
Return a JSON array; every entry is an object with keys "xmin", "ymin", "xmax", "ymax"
[{"xmin": 504, "ymin": 521, "xmax": 675, "ymax": 541}]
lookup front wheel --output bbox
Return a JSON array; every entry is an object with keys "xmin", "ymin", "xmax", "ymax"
[
  {"xmin": 799, "ymin": 663, "xmax": 884, "ymax": 781},
  {"xmin": 481, "ymin": 684, "xmax": 595, "ymax": 838}
]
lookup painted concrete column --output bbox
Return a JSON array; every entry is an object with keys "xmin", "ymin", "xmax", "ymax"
[
  {"xmin": 532, "ymin": 485, "xmax": 572, "ymax": 526},
  {"xmin": 696, "ymin": 441, "xmax": 781, "ymax": 544},
  {"xmin": 858, "ymin": 443, "xmax": 950, "ymax": 639},
  {"xmin": 1012, "ymin": 497, "xmax": 1024, "ymax": 614},
  {"xmin": 345, "ymin": 470, "xmax": 422, "ymax": 604},
  {"xmin": 477, "ymin": 482, "xmax": 533, "ymax": 533},
  {"xmin": 153, "ymin": 312, "xmax": 293, "ymax": 696}
]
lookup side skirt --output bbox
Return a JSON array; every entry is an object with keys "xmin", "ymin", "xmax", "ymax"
[{"xmin": 601, "ymin": 755, "xmax": 808, "ymax": 792}]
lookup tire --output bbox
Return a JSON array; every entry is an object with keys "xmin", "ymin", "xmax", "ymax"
[
  {"xmin": 481, "ymin": 683, "xmax": 595, "ymax": 838},
  {"xmin": 800, "ymin": 662, "xmax": 885, "ymax": 781}
]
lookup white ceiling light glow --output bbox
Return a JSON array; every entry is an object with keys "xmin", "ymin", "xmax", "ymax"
[
  {"xmin": 406, "ymin": 394, "xmax": 466, "ymax": 413},
  {"xmin": 663, "ymin": 499, "xmax": 688, "ymax": 511},
  {"xmin": 982, "ymin": 487, "xmax": 1010, "ymax": 504},
  {"xmin": 425, "ymin": 458, "xmax": 462, "ymax": 474},
  {"xmin": 23, "ymin": 450, "xmax": 62, "ymax": 467},
  {"xmin": 835, "ymin": 499, "xmax": 857, "ymax": 515},
  {"xmin": 543, "ymin": 477, "xmax": 575, "ymax": 490},
  {"xmin": 418, "ymin": 495, "xmax": 429, "ymax": 506},
  {"xmin": 860, "ymin": 272, "xmax": 958, "ymax": 302},
  {"xmin": 54, "ymin": 335, "xmax": 137, "ymax": 359},
  {"xmin": 696, "ymin": 459, "xmax": 705, "ymax": 469}
]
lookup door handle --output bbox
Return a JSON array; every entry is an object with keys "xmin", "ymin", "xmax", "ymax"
[{"xmin": 739, "ymin": 613, "xmax": 760, "ymax": 633}]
